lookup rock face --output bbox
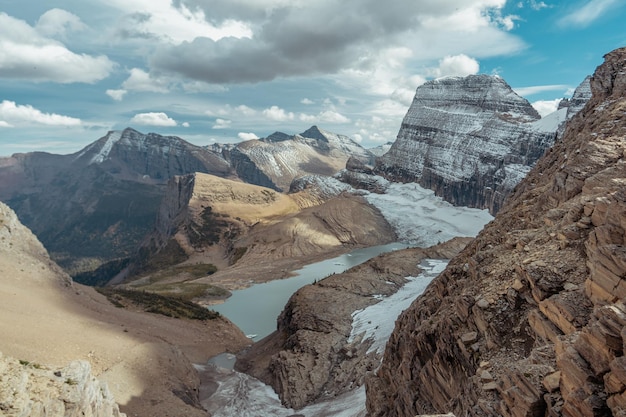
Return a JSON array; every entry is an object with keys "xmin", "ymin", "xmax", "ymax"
[
  {"xmin": 374, "ymin": 74, "xmax": 572, "ymax": 214},
  {"xmin": 0, "ymin": 353, "xmax": 125, "ymax": 417},
  {"xmin": 366, "ymin": 47, "xmax": 626, "ymax": 417},
  {"xmin": 235, "ymin": 239, "xmax": 471, "ymax": 410}
]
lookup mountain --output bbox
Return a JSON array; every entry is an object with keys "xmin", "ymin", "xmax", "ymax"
[
  {"xmin": 0, "ymin": 128, "xmax": 235, "ymax": 276},
  {"xmin": 0, "ymin": 200, "xmax": 250, "ymax": 417},
  {"xmin": 117, "ymin": 172, "xmax": 396, "ymax": 291},
  {"xmin": 366, "ymin": 47, "xmax": 626, "ymax": 417},
  {"xmin": 212, "ymin": 125, "xmax": 375, "ymax": 192},
  {"xmin": 0, "ymin": 125, "xmax": 369, "ymax": 278},
  {"xmin": 373, "ymin": 74, "xmax": 588, "ymax": 214}
]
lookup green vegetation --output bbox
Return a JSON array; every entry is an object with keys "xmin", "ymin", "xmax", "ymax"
[
  {"xmin": 96, "ymin": 287, "xmax": 221, "ymax": 320},
  {"xmin": 73, "ymin": 257, "xmax": 131, "ymax": 286},
  {"xmin": 137, "ymin": 281, "xmax": 229, "ymax": 301},
  {"xmin": 145, "ymin": 263, "xmax": 218, "ymax": 284}
]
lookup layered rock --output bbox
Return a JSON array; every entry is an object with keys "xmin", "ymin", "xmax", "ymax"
[
  {"xmin": 366, "ymin": 47, "xmax": 626, "ymax": 417},
  {"xmin": 374, "ymin": 74, "xmax": 571, "ymax": 214},
  {"xmin": 0, "ymin": 353, "xmax": 125, "ymax": 417}
]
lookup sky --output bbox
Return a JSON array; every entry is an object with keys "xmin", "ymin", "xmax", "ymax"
[{"xmin": 0, "ymin": 0, "xmax": 625, "ymax": 156}]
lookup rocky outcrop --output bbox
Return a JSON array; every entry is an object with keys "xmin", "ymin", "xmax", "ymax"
[
  {"xmin": 0, "ymin": 352, "xmax": 125, "ymax": 417},
  {"xmin": 374, "ymin": 74, "xmax": 569, "ymax": 214},
  {"xmin": 366, "ymin": 47, "xmax": 626, "ymax": 417},
  {"xmin": 236, "ymin": 238, "xmax": 471, "ymax": 410}
]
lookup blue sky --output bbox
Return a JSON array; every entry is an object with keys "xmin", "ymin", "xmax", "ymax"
[{"xmin": 0, "ymin": 0, "xmax": 624, "ymax": 156}]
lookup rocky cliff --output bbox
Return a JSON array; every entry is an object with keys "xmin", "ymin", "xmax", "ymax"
[
  {"xmin": 0, "ymin": 353, "xmax": 125, "ymax": 417},
  {"xmin": 374, "ymin": 74, "xmax": 576, "ymax": 214},
  {"xmin": 366, "ymin": 47, "xmax": 626, "ymax": 417}
]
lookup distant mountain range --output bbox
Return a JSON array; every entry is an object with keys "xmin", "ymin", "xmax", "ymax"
[{"xmin": 0, "ymin": 126, "xmax": 369, "ymax": 277}]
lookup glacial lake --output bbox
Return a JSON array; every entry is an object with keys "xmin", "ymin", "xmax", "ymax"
[{"xmin": 211, "ymin": 242, "xmax": 409, "ymax": 340}]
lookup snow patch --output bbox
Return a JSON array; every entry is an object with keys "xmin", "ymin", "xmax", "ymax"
[
  {"xmin": 349, "ymin": 259, "xmax": 448, "ymax": 354},
  {"xmin": 90, "ymin": 130, "xmax": 122, "ymax": 164},
  {"xmin": 364, "ymin": 181, "xmax": 493, "ymax": 246}
]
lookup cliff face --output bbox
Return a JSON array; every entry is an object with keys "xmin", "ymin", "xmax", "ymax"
[
  {"xmin": 0, "ymin": 353, "xmax": 125, "ymax": 417},
  {"xmin": 374, "ymin": 74, "xmax": 571, "ymax": 214},
  {"xmin": 367, "ymin": 48, "xmax": 626, "ymax": 417}
]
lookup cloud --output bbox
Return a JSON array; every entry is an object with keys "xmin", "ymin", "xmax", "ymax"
[
  {"xmin": 301, "ymin": 98, "xmax": 314, "ymax": 105},
  {"xmin": 262, "ymin": 105, "xmax": 294, "ymax": 121},
  {"xmin": 531, "ymin": 99, "xmax": 562, "ymax": 117},
  {"xmin": 122, "ymin": 68, "xmax": 170, "ymax": 93},
  {"xmin": 558, "ymin": 0, "xmax": 622, "ymax": 28},
  {"xmin": 110, "ymin": 0, "xmax": 252, "ymax": 44},
  {"xmin": 0, "ymin": 121, "xmax": 13, "ymax": 128},
  {"xmin": 182, "ymin": 122, "xmax": 190, "ymax": 127},
  {"xmin": 130, "ymin": 112, "xmax": 177, "ymax": 126},
  {"xmin": 513, "ymin": 84, "xmax": 570, "ymax": 96},
  {"xmin": 106, "ymin": 89, "xmax": 127, "ymax": 101},
  {"xmin": 212, "ymin": 118, "xmax": 231, "ymax": 129},
  {"xmin": 238, "ymin": 132, "xmax": 259, "ymax": 140},
  {"xmin": 429, "ymin": 54, "xmax": 480, "ymax": 78},
  {"xmin": 151, "ymin": 1, "xmax": 523, "ymax": 84},
  {"xmin": 35, "ymin": 8, "xmax": 87, "ymax": 39},
  {"xmin": 300, "ymin": 110, "xmax": 351, "ymax": 124},
  {"xmin": 0, "ymin": 100, "xmax": 82, "ymax": 126},
  {"xmin": 0, "ymin": 12, "xmax": 115, "ymax": 83}
]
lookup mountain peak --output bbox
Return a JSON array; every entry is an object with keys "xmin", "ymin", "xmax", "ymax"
[{"xmin": 300, "ymin": 125, "xmax": 329, "ymax": 142}]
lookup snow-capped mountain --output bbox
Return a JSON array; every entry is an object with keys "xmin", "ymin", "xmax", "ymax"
[
  {"xmin": 226, "ymin": 125, "xmax": 375, "ymax": 191},
  {"xmin": 374, "ymin": 74, "xmax": 589, "ymax": 214}
]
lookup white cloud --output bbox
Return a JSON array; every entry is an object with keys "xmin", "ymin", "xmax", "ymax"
[
  {"xmin": 529, "ymin": 1, "xmax": 549, "ymax": 10},
  {"xmin": 238, "ymin": 132, "xmax": 259, "ymax": 140},
  {"xmin": 122, "ymin": 68, "xmax": 170, "ymax": 93},
  {"xmin": 513, "ymin": 84, "xmax": 570, "ymax": 96},
  {"xmin": 429, "ymin": 54, "xmax": 480, "ymax": 78},
  {"xmin": 558, "ymin": 0, "xmax": 621, "ymax": 28},
  {"xmin": 106, "ymin": 89, "xmax": 127, "ymax": 101},
  {"xmin": 301, "ymin": 98, "xmax": 314, "ymax": 105},
  {"xmin": 0, "ymin": 100, "xmax": 82, "ymax": 126},
  {"xmin": 0, "ymin": 121, "xmax": 13, "ymax": 128},
  {"xmin": 262, "ymin": 105, "xmax": 294, "ymax": 121},
  {"xmin": 35, "ymin": 9, "xmax": 87, "ymax": 39},
  {"xmin": 212, "ymin": 118, "xmax": 231, "ymax": 129},
  {"xmin": 130, "ymin": 112, "xmax": 177, "ymax": 126},
  {"xmin": 235, "ymin": 105, "xmax": 256, "ymax": 116},
  {"xmin": 182, "ymin": 122, "xmax": 190, "ymax": 127},
  {"xmin": 531, "ymin": 99, "xmax": 562, "ymax": 117},
  {"xmin": 0, "ymin": 12, "xmax": 115, "ymax": 84},
  {"xmin": 108, "ymin": 0, "xmax": 252, "ymax": 44}
]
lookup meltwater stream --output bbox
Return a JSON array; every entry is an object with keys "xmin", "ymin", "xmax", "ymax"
[{"xmin": 211, "ymin": 242, "xmax": 409, "ymax": 340}]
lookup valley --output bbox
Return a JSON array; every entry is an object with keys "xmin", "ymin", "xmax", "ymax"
[{"xmin": 2, "ymin": 46, "xmax": 625, "ymax": 417}]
